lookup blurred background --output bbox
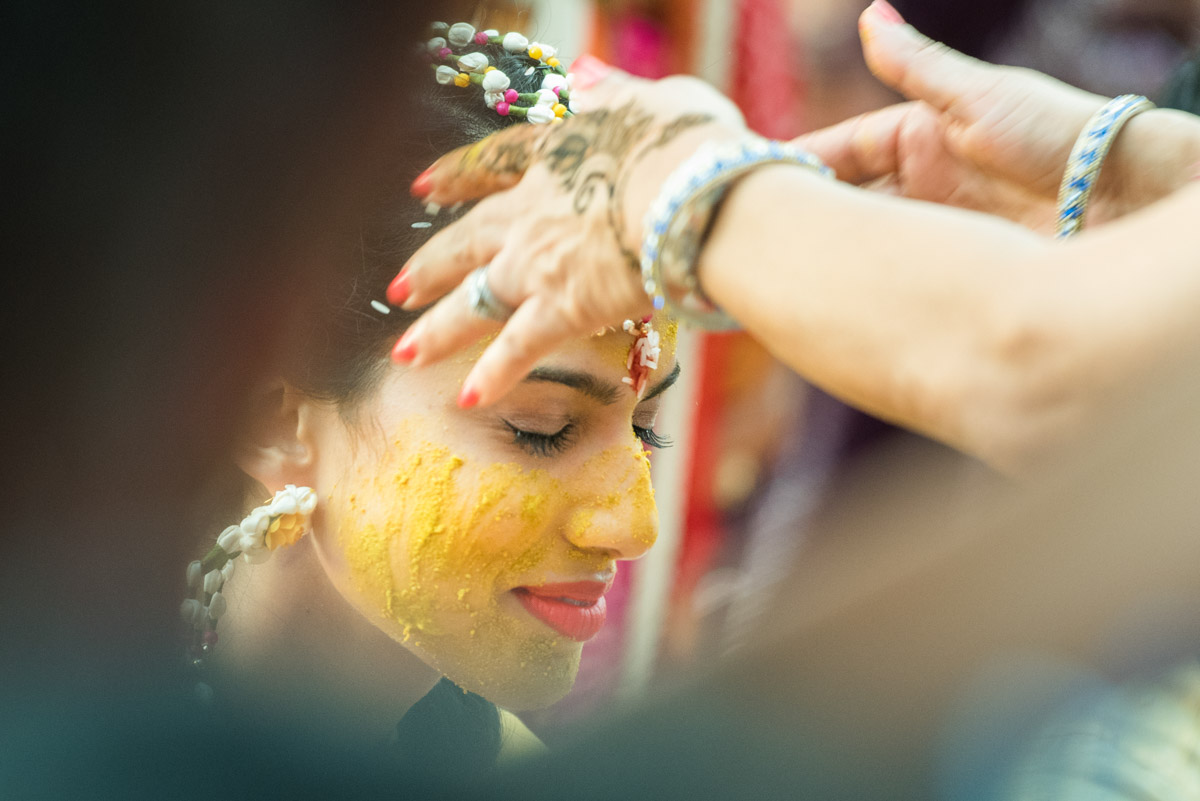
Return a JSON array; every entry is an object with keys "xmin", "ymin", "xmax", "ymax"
[{"xmin": 427, "ymin": 0, "xmax": 1200, "ymax": 739}]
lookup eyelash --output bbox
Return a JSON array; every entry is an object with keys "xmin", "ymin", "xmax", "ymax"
[
  {"xmin": 503, "ymin": 421, "xmax": 673, "ymax": 457},
  {"xmin": 634, "ymin": 425, "xmax": 673, "ymax": 450},
  {"xmin": 504, "ymin": 421, "xmax": 577, "ymax": 457}
]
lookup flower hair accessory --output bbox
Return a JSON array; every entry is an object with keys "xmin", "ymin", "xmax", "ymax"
[
  {"xmin": 426, "ymin": 21, "xmax": 575, "ymax": 124},
  {"xmin": 180, "ymin": 485, "xmax": 317, "ymax": 676},
  {"xmin": 622, "ymin": 317, "xmax": 661, "ymax": 399}
]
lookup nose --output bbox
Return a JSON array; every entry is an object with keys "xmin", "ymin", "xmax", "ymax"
[
  {"xmin": 562, "ymin": 448, "xmax": 658, "ymax": 560},
  {"xmin": 564, "ymin": 503, "xmax": 657, "ymax": 560}
]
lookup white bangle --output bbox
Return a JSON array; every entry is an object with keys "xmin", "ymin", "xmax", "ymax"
[
  {"xmin": 1055, "ymin": 94, "xmax": 1154, "ymax": 239},
  {"xmin": 640, "ymin": 136, "xmax": 834, "ymax": 329}
]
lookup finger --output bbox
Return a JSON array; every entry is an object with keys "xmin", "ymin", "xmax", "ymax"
[
  {"xmin": 858, "ymin": 1, "xmax": 1000, "ymax": 116},
  {"xmin": 458, "ymin": 295, "xmax": 585, "ymax": 408},
  {"xmin": 393, "ymin": 280, "xmax": 502, "ymax": 369},
  {"xmin": 393, "ymin": 194, "xmax": 511, "ymax": 309},
  {"xmin": 419, "ymin": 124, "xmax": 552, "ymax": 206},
  {"xmin": 792, "ymin": 103, "xmax": 919, "ymax": 185}
]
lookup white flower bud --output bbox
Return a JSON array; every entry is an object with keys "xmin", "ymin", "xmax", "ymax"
[
  {"xmin": 484, "ymin": 90, "xmax": 504, "ymax": 109},
  {"xmin": 502, "ymin": 32, "xmax": 528, "ymax": 53},
  {"xmin": 186, "ymin": 560, "xmax": 202, "ymax": 588},
  {"xmin": 481, "ymin": 70, "xmax": 510, "ymax": 92},
  {"xmin": 457, "ymin": 52, "xmax": 489, "ymax": 73},
  {"xmin": 568, "ymin": 97, "xmax": 580, "ymax": 114},
  {"xmin": 203, "ymin": 569, "xmax": 222, "ymax": 595},
  {"xmin": 435, "ymin": 65, "xmax": 459, "ymax": 86},
  {"xmin": 526, "ymin": 105, "xmax": 555, "ymax": 125},
  {"xmin": 220, "ymin": 560, "xmax": 236, "ymax": 583},
  {"xmin": 271, "ymin": 494, "xmax": 298, "ymax": 516},
  {"xmin": 447, "ymin": 22, "xmax": 475, "ymax": 48},
  {"xmin": 240, "ymin": 529, "xmax": 264, "ymax": 555},
  {"xmin": 483, "ymin": 29, "xmax": 499, "ymax": 38},
  {"xmin": 296, "ymin": 488, "xmax": 317, "ymax": 515},
  {"xmin": 180, "ymin": 598, "xmax": 202, "ymax": 624},
  {"xmin": 216, "ymin": 525, "xmax": 241, "ymax": 553},
  {"xmin": 535, "ymin": 43, "xmax": 556, "ymax": 60},
  {"xmin": 426, "ymin": 36, "xmax": 447, "ymax": 53},
  {"xmin": 535, "ymin": 89, "xmax": 557, "ymax": 106},
  {"xmin": 541, "ymin": 73, "xmax": 567, "ymax": 93},
  {"xmin": 207, "ymin": 592, "xmax": 227, "ymax": 620},
  {"xmin": 242, "ymin": 548, "xmax": 270, "ymax": 565},
  {"xmin": 430, "ymin": 21, "xmax": 449, "ymax": 33}
]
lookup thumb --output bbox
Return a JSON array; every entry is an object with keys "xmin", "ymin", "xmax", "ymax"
[{"xmin": 859, "ymin": 1, "xmax": 999, "ymax": 116}]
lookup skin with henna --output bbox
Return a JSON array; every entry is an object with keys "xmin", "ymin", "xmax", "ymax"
[
  {"xmin": 394, "ymin": 74, "xmax": 745, "ymax": 407},
  {"xmin": 390, "ymin": 6, "xmax": 1200, "ymax": 473}
]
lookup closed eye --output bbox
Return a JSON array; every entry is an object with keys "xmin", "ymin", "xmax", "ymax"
[{"xmin": 503, "ymin": 420, "xmax": 576, "ymax": 457}]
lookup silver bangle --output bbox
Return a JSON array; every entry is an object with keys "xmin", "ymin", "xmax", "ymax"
[
  {"xmin": 1055, "ymin": 94, "xmax": 1154, "ymax": 239},
  {"xmin": 640, "ymin": 136, "xmax": 834, "ymax": 330}
]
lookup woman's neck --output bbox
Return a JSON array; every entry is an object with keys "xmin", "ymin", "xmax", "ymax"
[{"xmin": 209, "ymin": 538, "xmax": 441, "ymax": 747}]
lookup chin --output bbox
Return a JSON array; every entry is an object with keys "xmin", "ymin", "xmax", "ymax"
[{"xmin": 439, "ymin": 638, "xmax": 584, "ymax": 711}]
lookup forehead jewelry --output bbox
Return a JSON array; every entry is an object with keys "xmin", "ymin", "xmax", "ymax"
[
  {"xmin": 426, "ymin": 21, "xmax": 575, "ymax": 124},
  {"xmin": 622, "ymin": 316, "xmax": 661, "ymax": 400},
  {"xmin": 181, "ymin": 485, "xmax": 317, "ymax": 695}
]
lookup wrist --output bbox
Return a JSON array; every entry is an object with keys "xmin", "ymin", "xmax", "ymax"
[
  {"xmin": 619, "ymin": 122, "xmax": 743, "ymax": 256},
  {"xmin": 640, "ymin": 137, "xmax": 833, "ymax": 328},
  {"xmin": 1095, "ymin": 108, "xmax": 1200, "ymax": 221}
]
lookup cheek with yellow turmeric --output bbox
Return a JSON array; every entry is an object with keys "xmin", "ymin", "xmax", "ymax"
[{"xmin": 328, "ymin": 421, "xmax": 657, "ymax": 709}]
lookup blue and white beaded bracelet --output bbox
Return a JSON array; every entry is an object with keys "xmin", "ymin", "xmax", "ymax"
[
  {"xmin": 1055, "ymin": 94, "xmax": 1155, "ymax": 239},
  {"xmin": 640, "ymin": 136, "xmax": 834, "ymax": 329}
]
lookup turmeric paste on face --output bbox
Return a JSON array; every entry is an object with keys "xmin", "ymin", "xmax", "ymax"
[{"xmin": 333, "ymin": 421, "xmax": 656, "ymax": 709}]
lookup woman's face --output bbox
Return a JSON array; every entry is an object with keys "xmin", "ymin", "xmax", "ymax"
[{"xmin": 304, "ymin": 317, "xmax": 678, "ymax": 710}]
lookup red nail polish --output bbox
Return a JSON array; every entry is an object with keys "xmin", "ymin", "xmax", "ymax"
[
  {"xmin": 457, "ymin": 384, "xmax": 479, "ymax": 409},
  {"xmin": 871, "ymin": 0, "xmax": 905, "ymax": 24},
  {"xmin": 391, "ymin": 333, "xmax": 417, "ymax": 363},
  {"xmin": 387, "ymin": 269, "xmax": 411, "ymax": 307},
  {"xmin": 411, "ymin": 167, "xmax": 434, "ymax": 198},
  {"xmin": 570, "ymin": 53, "xmax": 614, "ymax": 90}
]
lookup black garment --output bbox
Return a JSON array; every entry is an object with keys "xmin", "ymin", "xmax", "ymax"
[{"xmin": 393, "ymin": 678, "xmax": 503, "ymax": 782}]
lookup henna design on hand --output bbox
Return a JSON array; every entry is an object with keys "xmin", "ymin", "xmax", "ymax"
[{"xmin": 536, "ymin": 105, "xmax": 717, "ymax": 271}]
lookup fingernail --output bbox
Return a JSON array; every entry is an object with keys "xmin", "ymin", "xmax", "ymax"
[
  {"xmin": 570, "ymin": 53, "xmax": 614, "ymax": 90},
  {"xmin": 386, "ymin": 269, "xmax": 411, "ymax": 307},
  {"xmin": 457, "ymin": 383, "xmax": 479, "ymax": 409},
  {"xmin": 411, "ymin": 166, "xmax": 434, "ymax": 198},
  {"xmin": 869, "ymin": 0, "xmax": 905, "ymax": 25},
  {"xmin": 391, "ymin": 332, "xmax": 418, "ymax": 363}
]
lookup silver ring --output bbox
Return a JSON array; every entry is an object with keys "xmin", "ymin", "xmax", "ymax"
[{"xmin": 465, "ymin": 264, "xmax": 514, "ymax": 322}]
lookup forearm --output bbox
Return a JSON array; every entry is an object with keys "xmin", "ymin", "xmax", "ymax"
[
  {"xmin": 697, "ymin": 166, "xmax": 1200, "ymax": 471},
  {"xmin": 698, "ymin": 165, "xmax": 1047, "ymax": 468}
]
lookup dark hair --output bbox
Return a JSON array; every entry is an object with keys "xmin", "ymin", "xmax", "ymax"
[{"xmin": 286, "ymin": 42, "xmax": 546, "ymax": 408}]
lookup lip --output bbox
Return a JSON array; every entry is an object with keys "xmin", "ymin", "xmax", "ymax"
[{"xmin": 512, "ymin": 581, "xmax": 612, "ymax": 641}]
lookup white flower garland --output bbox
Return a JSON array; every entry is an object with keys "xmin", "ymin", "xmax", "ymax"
[
  {"xmin": 426, "ymin": 22, "xmax": 575, "ymax": 125},
  {"xmin": 180, "ymin": 485, "xmax": 317, "ymax": 673}
]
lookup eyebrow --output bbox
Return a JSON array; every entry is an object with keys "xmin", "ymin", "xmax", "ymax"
[{"xmin": 523, "ymin": 362, "xmax": 682, "ymax": 405}]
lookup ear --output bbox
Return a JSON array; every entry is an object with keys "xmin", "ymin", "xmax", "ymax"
[{"xmin": 235, "ymin": 380, "xmax": 319, "ymax": 493}]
